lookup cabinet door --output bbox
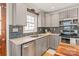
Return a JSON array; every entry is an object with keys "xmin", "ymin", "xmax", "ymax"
[
  {"xmin": 35, "ymin": 38, "xmax": 43, "ymax": 56},
  {"xmin": 45, "ymin": 14, "xmax": 51, "ymax": 27},
  {"xmin": 51, "ymin": 13, "xmax": 59, "ymax": 27},
  {"xmin": 10, "ymin": 41, "xmax": 21, "ymax": 56},
  {"xmin": 54, "ymin": 35, "xmax": 61, "ymax": 49},
  {"xmin": 49, "ymin": 35, "xmax": 61, "ymax": 50},
  {"xmin": 22, "ymin": 41, "xmax": 35, "ymax": 56},
  {"xmin": 38, "ymin": 12, "xmax": 45, "ymax": 27},
  {"xmin": 38, "ymin": 12, "xmax": 42, "ymax": 27},
  {"xmin": 68, "ymin": 8, "xmax": 78, "ymax": 18},
  {"xmin": 8, "ymin": 4, "xmax": 13, "ymax": 25},
  {"xmin": 13, "ymin": 3, "xmax": 26, "ymax": 25},
  {"xmin": 49, "ymin": 35, "xmax": 55, "ymax": 49},
  {"xmin": 59, "ymin": 11, "xmax": 68, "ymax": 19},
  {"xmin": 35, "ymin": 36, "xmax": 48, "ymax": 56},
  {"xmin": 41, "ymin": 36, "xmax": 48, "ymax": 54}
]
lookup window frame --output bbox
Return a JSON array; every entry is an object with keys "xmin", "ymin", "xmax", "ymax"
[{"xmin": 23, "ymin": 12, "xmax": 37, "ymax": 33}]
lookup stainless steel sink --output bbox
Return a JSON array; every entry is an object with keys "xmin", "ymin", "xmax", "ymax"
[{"xmin": 30, "ymin": 34, "xmax": 43, "ymax": 38}]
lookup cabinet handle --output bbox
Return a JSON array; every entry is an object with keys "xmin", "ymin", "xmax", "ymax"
[{"xmin": 23, "ymin": 44, "xmax": 32, "ymax": 48}]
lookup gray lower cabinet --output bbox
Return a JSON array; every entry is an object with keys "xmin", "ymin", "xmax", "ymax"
[
  {"xmin": 49, "ymin": 35, "xmax": 61, "ymax": 50},
  {"xmin": 10, "ymin": 41, "xmax": 35, "ymax": 56},
  {"xmin": 49, "ymin": 35, "xmax": 55, "ymax": 49},
  {"xmin": 22, "ymin": 41, "xmax": 36, "ymax": 56},
  {"xmin": 10, "ymin": 41, "xmax": 21, "ymax": 56},
  {"xmin": 35, "ymin": 36, "xmax": 48, "ymax": 56},
  {"xmin": 10, "ymin": 34, "xmax": 61, "ymax": 56}
]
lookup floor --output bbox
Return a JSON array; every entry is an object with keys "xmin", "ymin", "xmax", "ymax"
[
  {"xmin": 43, "ymin": 49, "xmax": 56, "ymax": 56},
  {"xmin": 43, "ymin": 43, "xmax": 79, "ymax": 56}
]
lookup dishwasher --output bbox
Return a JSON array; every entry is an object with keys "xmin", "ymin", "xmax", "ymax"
[{"xmin": 22, "ymin": 41, "xmax": 35, "ymax": 56}]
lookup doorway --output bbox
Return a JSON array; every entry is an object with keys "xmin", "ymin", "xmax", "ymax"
[{"xmin": 0, "ymin": 3, "xmax": 6, "ymax": 56}]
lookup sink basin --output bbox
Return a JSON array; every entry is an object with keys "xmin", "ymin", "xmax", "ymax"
[{"xmin": 30, "ymin": 34, "xmax": 43, "ymax": 38}]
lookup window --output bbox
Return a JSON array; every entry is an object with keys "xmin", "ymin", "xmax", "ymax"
[{"xmin": 23, "ymin": 14, "xmax": 37, "ymax": 33}]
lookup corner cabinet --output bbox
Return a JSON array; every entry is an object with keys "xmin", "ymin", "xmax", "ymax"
[
  {"xmin": 35, "ymin": 36, "xmax": 48, "ymax": 56},
  {"xmin": 12, "ymin": 3, "xmax": 27, "ymax": 25},
  {"xmin": 49, "ymin": 34, "xmax": 61, "ymax": 50}
]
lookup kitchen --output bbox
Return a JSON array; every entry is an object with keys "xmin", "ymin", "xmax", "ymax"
[{"xmin": 8, "ymin": 3, "xmax": 79, "ymax": 56}]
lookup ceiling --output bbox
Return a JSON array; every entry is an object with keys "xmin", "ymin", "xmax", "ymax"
[{"xmin": 26, "ymin": 3, "xmax": 79, "ymax": 12}]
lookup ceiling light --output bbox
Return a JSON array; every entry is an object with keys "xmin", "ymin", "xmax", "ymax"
[{"xmin": 51, "ymin": 7, "xmax": 55, "ymax": 9}]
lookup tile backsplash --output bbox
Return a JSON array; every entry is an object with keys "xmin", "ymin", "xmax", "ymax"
[
  {"xmin": 37, "ymin": 27, "xmax": 60, "ymax": 33},
  {"xmin": 9, "ymin": 25, "xmax": 60, "ymax": 39},
  {"xmin": 9, "ymin": 25, "xmax": 23, "ymax": 39}
]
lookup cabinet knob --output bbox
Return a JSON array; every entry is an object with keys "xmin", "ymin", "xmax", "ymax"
[{"xmin": 2, "ymin": 38, "xmax": 5, "ymax": 41}]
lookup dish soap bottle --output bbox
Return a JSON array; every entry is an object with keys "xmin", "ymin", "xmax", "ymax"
[{"xmin": 45, "ymin": 29, "xmax": 48, "ymax": 33}]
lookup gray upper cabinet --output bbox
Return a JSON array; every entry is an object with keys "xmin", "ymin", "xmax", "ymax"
[
  {"xmin": 12, "ymin": 3, "xmax": 27, "ymax": 25},
  {"xmin": 38, "ymin": 12, "xmax": 45, "ymax": 27},
  {"xmin": 45, "ymin": 14, "xmax": 52, "ymax": 27},
  {"xmin": 59, "ymin": 10, "xmax": 68, "ymax": 20},
  {"xmin": 67, "ymin": 8, "xmax": 78, "ymax": 19},
  {"xmin": 51, "ymin": 13, "xmax": 59, "ymax": 27},
  {"xmin": 59, "ymin": 8, "xmax": 78, "ymax": 20},
  {"xmin": 8, "ymin": 4, "xmax": 13, "ymax": 25},
  {"xmin": 45, "ymin": 13, "xmax": 59, "ymax": 27}
]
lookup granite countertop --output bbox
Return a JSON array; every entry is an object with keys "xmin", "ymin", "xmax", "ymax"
[{"xmin": 10, "ymin": 33, "xmax": 60, "ymax": 45}]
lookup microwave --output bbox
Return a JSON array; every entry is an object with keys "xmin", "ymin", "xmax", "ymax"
[{"xmin": 60, "ymin": 19, "xmax": 78, "ymax": 35}]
